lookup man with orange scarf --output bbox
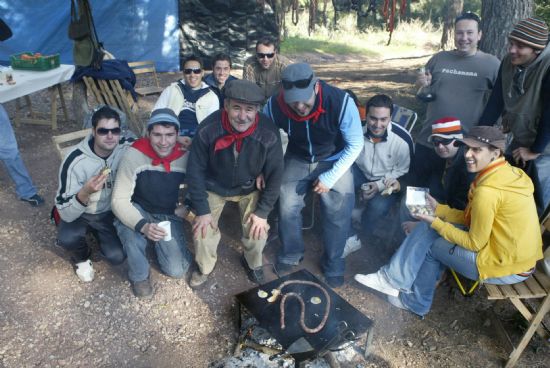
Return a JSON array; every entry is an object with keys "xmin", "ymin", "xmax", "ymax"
[
  {"xmin": 263, "ymin": 63, "xmax": 363, "ymax": 288},
  {"xmin": 186, "ymin": 80, "xmax": 283, "ymax": 288},
  {"xmin": 112, "ymin": 109, "xmax": 191, "ymax": 298}
]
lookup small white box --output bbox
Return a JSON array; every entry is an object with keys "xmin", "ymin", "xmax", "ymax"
[{"xmin": 406, "ymin": 186, "xmax": 435, "ymax": 216}]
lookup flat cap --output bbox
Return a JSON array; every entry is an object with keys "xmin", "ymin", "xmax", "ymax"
[{"xmin": 224, "ymin": 79, "xmax": 264, "ymax": 105}]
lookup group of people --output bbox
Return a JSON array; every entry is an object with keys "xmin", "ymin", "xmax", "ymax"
[{"xmin": 47, "ymin": 14, "xmax": 547, "ymax": 317}]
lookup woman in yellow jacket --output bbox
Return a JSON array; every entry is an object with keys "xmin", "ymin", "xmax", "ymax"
[{"xmin": 354, "ymin": 126, "xmax": 543, "ymax": 316}]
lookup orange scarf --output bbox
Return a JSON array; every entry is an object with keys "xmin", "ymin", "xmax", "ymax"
[{"xmin": 463, "ymin": 157, "xmax": 506, "ymax": 227}]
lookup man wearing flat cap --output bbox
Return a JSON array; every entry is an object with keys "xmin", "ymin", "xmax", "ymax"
[
  {"xmin": 263, "ymin": 63, "xmax": 363, "ymax": 288},
  {"xmin": 112, "ymin": 109, "xmax": 191, "ymax": 298},
  {"xmin": 480, "ymin": 17, "xmax": 550, "ymax": 213},
  {"xmin": 187, "ymin": 79, "xmax": 284, "ymax": 288}
]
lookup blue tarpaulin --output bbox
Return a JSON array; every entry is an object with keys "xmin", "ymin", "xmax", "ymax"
[{"xmin": 0, "ymin": 0, "xmax": 179, "ymax": 72}]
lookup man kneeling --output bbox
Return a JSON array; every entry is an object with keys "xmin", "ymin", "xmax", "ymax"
[
  {"xmin": 112, "ymin": 109, "xmax": 191, "ymax": 298},
  {"xmin": 187, "ymin": 80, "xmax": 283, "ymax": 288}
]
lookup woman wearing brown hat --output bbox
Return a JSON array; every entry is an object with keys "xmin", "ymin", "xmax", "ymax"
[{"xmin": 355, "ymin": 126, "xmax": 543, "ymax": 317}]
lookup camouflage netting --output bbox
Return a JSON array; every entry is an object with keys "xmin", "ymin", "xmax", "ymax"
[{"xmin": 179, "ymin": 0, "xmax": 279, "ymax": 69}]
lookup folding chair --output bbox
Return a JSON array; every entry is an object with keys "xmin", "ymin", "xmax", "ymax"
[
  {"xmin": 127, "ymin": 61, "xmax": 164, "ymax": 96},
  {"xmin": 391, "ymin": 104, "xmax": 418, "ymax": 133},
  {"xmin": 52, "ymin": 128, "xmax": 91, "ymax": 159},
  {"xmin": 82, "ymin": 76, "xmax": 143, "ymax": 135},
  {"xmin": 485, "ymin": 212, "xmax": 550, "ymax": 368}
]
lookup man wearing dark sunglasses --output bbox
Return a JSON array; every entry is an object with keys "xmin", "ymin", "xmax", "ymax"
[
  {"xmin": 263, "ymin": 63, "xmax": 363, "ymax": 288},
  {"xmin": 154, "ymin": 55, "xmax": 219, "ymax": 145},
  {"xmin": 55, "ymin": 106, "xmax": 133, "ymax": 283},
  {"xmin": 399, "ymin": 117, "xmax": 474, "ymax": 235},
  {"xmin": 243, "ymin": 36, "xmax": 291, "ymax": 100}
]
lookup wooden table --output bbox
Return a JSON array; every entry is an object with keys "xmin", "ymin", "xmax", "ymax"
[{"xmin": 0, "ymin": 64, "xmax": 75, "ymax": 129}]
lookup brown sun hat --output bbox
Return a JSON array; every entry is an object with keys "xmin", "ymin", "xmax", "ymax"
[{"xmin": 456, "ymin": 126, "xmax": 506, "ymax": 151}]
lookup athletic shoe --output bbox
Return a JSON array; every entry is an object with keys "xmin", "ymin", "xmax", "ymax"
[
  {"xmin": 20, "ymin": 194, "xmax": 44, "ymax": 207},
  {"xmin": 342, "ymin": 235, "xmax": 362, "ymax": 258},
  {"xmin": 354, "ymin": 271, "xmax": 399, "ymax": 297},
  {"xmin": 75, "ymin": 259, "xmax": 95, "ymax": 282}
]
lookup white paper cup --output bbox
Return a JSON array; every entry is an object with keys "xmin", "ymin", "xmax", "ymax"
[{"xmin": 158, "ymin": 221, "xmax": 172, "ymax": 241}]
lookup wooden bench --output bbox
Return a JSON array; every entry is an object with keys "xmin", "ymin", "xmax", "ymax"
[
  {"xmin": 485, "ymin": 214, "xmax": 550, "ymax": 368},
  {"xmin": 127, "ymin": 60, "xmax": 164, "ymax": 96}
]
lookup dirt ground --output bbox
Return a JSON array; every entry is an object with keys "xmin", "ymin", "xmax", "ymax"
[{"xmin": 0, "ymin": 54, "xmax": 549, "ymax": 368}]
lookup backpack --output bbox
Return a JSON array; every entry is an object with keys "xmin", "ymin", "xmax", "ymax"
[{"xmin": 69, "ymin": 0, "xmax": 105, "ymax": 69}]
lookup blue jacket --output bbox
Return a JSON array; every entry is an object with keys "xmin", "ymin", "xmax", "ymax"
[{"xmin": 263, "ymin": 80, "xmax": 363, "ymax": 188}]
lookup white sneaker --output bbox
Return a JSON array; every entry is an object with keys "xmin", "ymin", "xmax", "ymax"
[
  {"xmin": 342, "ymin": 235, "xmax": 362, "ymax": 258},
  {"xmin": 75, "ymin": 260, "xmax": 95, "ymax": 282},
  {"xmin": 354, "ymin": 270, "xmax": 399, "ymax": 297}
]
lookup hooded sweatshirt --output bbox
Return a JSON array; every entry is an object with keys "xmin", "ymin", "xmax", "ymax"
[
  {"xmin": 55, "ymin": 134, "xmax": 131, "ymax": 222},
  {"xmin": 431, "ymin": 158, "xmax": 543, "ymax": 279}
]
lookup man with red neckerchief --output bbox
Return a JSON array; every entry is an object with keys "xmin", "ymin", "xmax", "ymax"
[
  {"xmin": 112, "ymin": 109, "xmax": 191, "ymax": 298},
  {"xmin": 186, "ymin": 79, "xmax": 284, "ymax": 288},
  {"xmin": 263, "ymin": 63, "xmax": 363, "ymax": 288}
]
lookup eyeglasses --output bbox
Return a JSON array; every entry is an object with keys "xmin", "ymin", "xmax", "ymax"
[
  {"xmin": 432, "ymin": 137, "xmax": 454, "ymax": 146},
  {"xmin": 183, "ymin": 68, "xmax": 202, "ymax": 75},
  {"xmin": 96, "ymin": 127, "xmax": 121, "ymax": 136},
  {"xmin": 282, "ymin": 75, "xmax": 313, "ymax": 90},
  {"xmin": 256, "ymin": 52, "xmax": 275, "ymax": 59}
]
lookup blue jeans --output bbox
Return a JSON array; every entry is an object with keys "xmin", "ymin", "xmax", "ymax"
[
  {"xmin": 381, "ymin": 223, "xmax": 528, "ymax": 316},
  {"xmin": 352, "ymin": 164, "xmax": 399, "ymax": 235},
  {"xmin": 278, "ymin": 155, "xmax": 354, "ymax": 277},
  {"xmin": 0, "ymin": 104, "xmax": 37, "ymax": 199},
  {"xmin": 534, "ymin": 153, "xmax": 550, "ymax": 211},
  {"xmin": 114, "ymin": 204, "xmax": 191, "ymax": 282},
  {"xmin": 58, "ymin": 211, "xmax": 125, "ymax": 264}
]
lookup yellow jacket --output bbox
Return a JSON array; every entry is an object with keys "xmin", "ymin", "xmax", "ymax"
[{"xmin": 431, "ymin": 158, "xmax": 543, "ymax": 280}]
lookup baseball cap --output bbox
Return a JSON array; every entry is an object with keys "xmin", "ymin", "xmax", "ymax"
[{"xmin": 281, "ymin": 63, "xmax": 317, "ymax": 104}]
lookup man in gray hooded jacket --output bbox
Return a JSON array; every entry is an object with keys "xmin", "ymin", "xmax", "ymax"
[{"xmin": 55, "ymin": 106, "xmax": 131, "ymax": 282}]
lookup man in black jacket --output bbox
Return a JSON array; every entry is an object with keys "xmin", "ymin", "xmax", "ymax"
[{"xmin": 187, "ymin": 80, "xmax": 284, "ymax": 288}]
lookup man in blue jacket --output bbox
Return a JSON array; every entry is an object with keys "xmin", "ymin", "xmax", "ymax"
[{"xmin": 263, "ymin": 63, "xmax": 363, "ymax": 287}]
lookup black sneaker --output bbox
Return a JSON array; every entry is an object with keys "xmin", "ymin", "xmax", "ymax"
[
  {"xmin": 274, "ymin": 257, "xmax": 303, "ymax": 276},
  {"xmin": 131, "ymin": 278, "xmax": 153, "ymax": 298},
  {"xmin": 240, "ymin": 255, "xmax": 265, "ymax": 284},
  {"xmin": 325, "ymin": 275, "xmax": 344, "ymax": 288},
  {"xmin": 20, "ymin": 194, "xmax": 44, "ymax": 207}
]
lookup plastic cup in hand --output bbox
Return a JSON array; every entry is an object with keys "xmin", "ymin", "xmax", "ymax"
[{"xmin": 158, "ymin": 221, "xmax": 172, "ymax": 241}]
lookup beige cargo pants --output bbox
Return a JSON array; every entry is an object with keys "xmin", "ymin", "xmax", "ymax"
[{"xmin": 193, "ymin": 190, "xmax": 268, "ymax": 275}]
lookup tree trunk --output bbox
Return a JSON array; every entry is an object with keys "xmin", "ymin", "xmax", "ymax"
[
  {"xmin": 479, "ymin": 0, "xmax": 534, "ymax": 59},
  {"xmin": 440, "ymin": 0, "xmax": 464, "ymax": 50}
]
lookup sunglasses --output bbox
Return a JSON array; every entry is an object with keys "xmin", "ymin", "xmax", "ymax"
[
  {"xmin": 96, "ymin": 127, "xmax": 121, "ymax": 136},
  {"xmin": 432, "ymin": 137, "xmax": 454, "ymax": 146},
  {"xmin": 282, "ymin": 75, "xmax": 313, "ymax": 90},
  {"xmin": 183, "ymin": 68, "xmax": 202, "ymax": 75},
  {"xmin": 256, "ymin": 52, "xmax": 275, "ymax": 59}
]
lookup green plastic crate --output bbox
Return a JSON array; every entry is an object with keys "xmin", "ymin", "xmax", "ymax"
[{"xmin": 10, "ymin": 52, "xmax": 60, "ymax": 71}]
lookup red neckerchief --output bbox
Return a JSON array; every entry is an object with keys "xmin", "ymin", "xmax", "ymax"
[
  {"xmin": 132, "ymin": 137, "xmax": 185, "ymax": 173},
  {"xmin": 463, "ymin": 157, "xmax": 506, "ymax": 227},
  {"xmin": 276, "ymin": 83, "xmax": 326, "ymax": 123},
  {"xmin": 214, "ymin": 109, "xmax": 259, "ymax": 153}
]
